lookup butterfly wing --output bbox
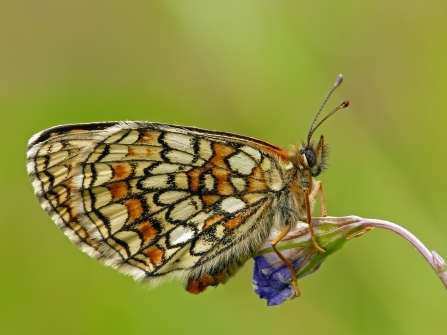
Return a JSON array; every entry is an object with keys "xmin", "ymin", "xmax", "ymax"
[{"xmin": 27, "ymin": 121, "xmax": 295, "ymax": 292}]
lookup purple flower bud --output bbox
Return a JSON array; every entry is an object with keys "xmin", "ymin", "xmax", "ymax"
[{"xmin": 252, "ymin": 216, "xmax": 447, "ymax": 305}]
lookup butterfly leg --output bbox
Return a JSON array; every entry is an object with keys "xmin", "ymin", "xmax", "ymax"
[
  {"xmin": 304, "ymin": 187, "xmax": 326, "ymax": 253},
  {"xmin": 271, "ymin": 224, "xmax": 301, "ymax": 297},
  {"xmin": 310, "ymin": 180, "xmax": 327, "ymax": 217}
]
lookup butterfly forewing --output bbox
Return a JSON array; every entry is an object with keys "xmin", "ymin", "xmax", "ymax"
[{"xmin": 27, "ymin": 122, "xmax": 295, "ymax": 290}]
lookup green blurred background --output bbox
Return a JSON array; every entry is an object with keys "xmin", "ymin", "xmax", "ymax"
[{"xmin": 1, "ymin": 1, "xmax": 447, "ymax": 334}]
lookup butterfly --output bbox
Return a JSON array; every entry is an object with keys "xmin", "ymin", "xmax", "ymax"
[{"xmin": 26, "ymin": 75, "xmax": 348, "ymax": 296}]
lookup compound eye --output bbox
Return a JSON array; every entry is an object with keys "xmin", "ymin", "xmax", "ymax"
[{"xmin": 304, "ymin": 147, "xmax": 317, "ymax": 168}]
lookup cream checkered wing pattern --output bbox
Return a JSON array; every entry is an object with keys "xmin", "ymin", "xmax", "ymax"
[{"xmin": 27, "ymin": 121, "xmax": 298, "ymax": 293}]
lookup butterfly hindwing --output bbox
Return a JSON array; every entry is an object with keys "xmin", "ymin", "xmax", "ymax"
[{"xmin": 27, "ymin": 121, "xmax": 294, "ymax": 290}]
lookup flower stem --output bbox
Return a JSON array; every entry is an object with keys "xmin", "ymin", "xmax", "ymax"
[{"xmin": 356, "ymin": 217, "xmax": 447, "ymax": 289}]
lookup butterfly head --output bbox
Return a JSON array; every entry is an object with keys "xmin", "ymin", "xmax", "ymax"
[{"xmin": 300, "ymin": 135, "xmax": 328, "ymax": 177}]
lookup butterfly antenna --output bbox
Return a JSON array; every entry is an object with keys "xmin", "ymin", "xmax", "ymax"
[{"xmin": 307, "ymin": 74, "xmax": 348, "ymax": 144}]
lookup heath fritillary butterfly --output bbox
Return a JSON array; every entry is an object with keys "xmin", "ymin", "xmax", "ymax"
[{"xmin": 27, "ymin": 75, "xmax": 348, "ymax": 296}]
